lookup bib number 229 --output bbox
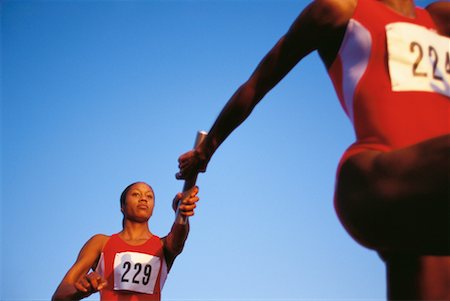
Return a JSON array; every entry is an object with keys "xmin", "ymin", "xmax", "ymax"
[
  {"xmin": 121, "ymin": 261, "xmax": 152, "ymax": 285},
  {"xmin": 113, "ymin": 252, "xmax": 161, "ymax": 294}
]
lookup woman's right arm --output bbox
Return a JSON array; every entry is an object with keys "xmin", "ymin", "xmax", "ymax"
[
  {"xmin": 52, "ymin": 234, "xmax": 108, "ymax": 301},
  {"xmin": 176, "ymin": 0, "xmax": 356, "ymax": 180}
]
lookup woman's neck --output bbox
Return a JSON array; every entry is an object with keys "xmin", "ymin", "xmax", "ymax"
[{"xmin": 120, "ymin": 221, "xmax": 152, "ymax": 241}]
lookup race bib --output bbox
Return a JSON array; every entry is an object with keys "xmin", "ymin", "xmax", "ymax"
[
  {"xmin": 386, "ymin": 22, "xmax": 450, "ymax": 97},
  {"xmin": 113, "ymin": 251, "xmax": 161, "ymax": 294}
]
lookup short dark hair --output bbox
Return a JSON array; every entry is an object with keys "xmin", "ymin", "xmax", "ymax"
[
  {"xmin": 120, "ymin": 182, "xmax": 155, "ymax": 208},
  {"xmin": 120, "ymin": 182, "xmax": 140, "ymax": 208}
]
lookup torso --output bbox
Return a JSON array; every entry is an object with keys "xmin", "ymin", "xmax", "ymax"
[
  {"xmin": 327, "ymin": 0, "xmax": 449, "ymax": 163},
  {"xmin": 95, "ymin": 233, "xmax": 168, "ymax": 301}
]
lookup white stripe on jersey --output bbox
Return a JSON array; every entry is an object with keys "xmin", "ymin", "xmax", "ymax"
[{"xmin": 339, "ymin": 19, "xmax": 372, "ymax": 123}]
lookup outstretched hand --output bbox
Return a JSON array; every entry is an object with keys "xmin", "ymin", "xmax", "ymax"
[
  {"xmin": 172, "ymin": 186, "xmax": 200, "ymax": 217},
  {"xmin": 176, "ymin": 149, "xmax": 209, "ymax": 180},
  {"xmin": 74, "ymin": 272, "xmax": 107, "ymax": 298}
]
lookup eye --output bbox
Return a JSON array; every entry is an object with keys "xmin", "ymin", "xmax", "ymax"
[{"xmin": 131, "ymin": 192, "xmax": 140, "ymax": 197}]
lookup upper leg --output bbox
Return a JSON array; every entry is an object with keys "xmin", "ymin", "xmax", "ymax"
[{"xmin": 334, "ymin": 134, "xmax": 450, "ymax": 254}]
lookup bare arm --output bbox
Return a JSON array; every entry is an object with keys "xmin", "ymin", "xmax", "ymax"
[
  {"xmin": 52, "ymin": 234, "xmax": 108, "ymax": 301},
  {"xmin": 177, "ymin": 0, "xmax": 356, "ymax": 179},
  {"xmin": 426, "ymin": 1, "xmax": 450, "ymax": 36},
  {"xmin": 162, "ymin": 187, "xmax": 199, "ymax": 270}
]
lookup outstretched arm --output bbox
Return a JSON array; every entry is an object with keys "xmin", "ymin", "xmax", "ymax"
[
  {"xmin": 52, "ymin": 235, "xmax": 108, "ymax": 301},
  {"xmin": 177, "ymin": 0, "xmax": 355, "ymax": 179},
  {"xmin": 162, "ymin": 187, "xmax": 200, "ymax": 270}
]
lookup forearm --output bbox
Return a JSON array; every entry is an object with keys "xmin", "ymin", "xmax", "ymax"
[
  {"xmin": 52, "ymin": 282, "xmax": 87, "ymax": 301},
  {"xmin": 195, "ymin": 0, "xmax": 350, "ymax": 163},
  {"xmin": 165, "ymin": 223, "xmax": 190, "ymax": 256},
  {"xmin": 203, "ymin": 82, "xmax": 261, "ymax": 160}
]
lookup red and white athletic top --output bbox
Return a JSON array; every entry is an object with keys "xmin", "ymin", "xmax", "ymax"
[
  {"xmin": 328, "ymin": 0, "xmax": 450, "ymax": 165},
  {"xmin": 96, "ymin": 234, "xmax": 168, "ymax": 301}
]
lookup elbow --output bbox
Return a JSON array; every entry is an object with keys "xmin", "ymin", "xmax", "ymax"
[
  {"xmin": 233, "ymin": 84, "xmax": 259, "ymax": 116},
  {"xmin": 171, "ymin": 231, "xmax": 189, "ymax": 255},
  {"xmin": 51, "ymin": 293, "xmax": 67, "ymax": 301},
  {"xmin": 172, "ymin": 242, "xmax": 186, "ymax": 256},
  {"xmin": 233, "ymin": 79, "xmax": 268, "ymax": 116},
  {"xmin": 51, "ymin": 281, "xmax": 81, "ymax": 301},
  {"xmin": 166, "ymin": 224, "xmax": 189, "ymax": 256}
]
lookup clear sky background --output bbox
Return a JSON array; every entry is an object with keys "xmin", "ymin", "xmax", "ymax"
[{"xmin": 1, "ymin": 0, "xmax": 436, "ymax": 300}]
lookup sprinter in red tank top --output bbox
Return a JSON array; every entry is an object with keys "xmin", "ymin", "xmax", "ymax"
[
  {"xmin": 176, "ymin": 1, "xmax": 449, "ymax": 299},
  {"xmin": 52, "ymin": 182, "xmax": 200, "ymax": 301}
]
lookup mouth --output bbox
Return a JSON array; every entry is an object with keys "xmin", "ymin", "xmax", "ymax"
[{"xmin": 137, "ymin": 205, "xmax": 148, "ymax": 210}]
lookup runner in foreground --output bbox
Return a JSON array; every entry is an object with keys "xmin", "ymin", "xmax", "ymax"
[{"xmin": 176, "ymin": 1, "xmax": 450, "ymax": 299}]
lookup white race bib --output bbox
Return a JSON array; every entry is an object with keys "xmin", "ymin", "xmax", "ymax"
[
  {"xmin": 113, "ymin": 251, "xmax": 161, "ymax": 294},
  {"xmin": 386, "ymin": 22, "xmax": 450, "ymax": 97}
]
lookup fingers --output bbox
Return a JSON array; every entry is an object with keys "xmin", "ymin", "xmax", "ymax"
[
  {"xmin": 176, "ymin": 150, "xmax": 207, "ymax": 180},
  {"xmin": 177, "ymin": 152, "xmax": 194, "ymax": 170},
  {"xmin": 186, "ymin": 185, "xmax": 199, "ymax": 197},
  {"xmin": 74, "ymin": 273, "xmax": 107, "ymax": 295},
  {"xmin": 175, "ymin": 171, "xmax": 186, "ymax": 180},
  {"xmin": 74, "ymin": 277, "xmax": 90, "ymax": 293},
  {"xmin": 178, "ymin": 151, "xmax": 191, "ymax": 163},
  {"xmin": 178, "ymin": 187, "xmax": 200, "ymax": 216},
  {"xmin": 97, "ymin": 277, "xmax": 107, "ymax": 290},
  {"xmin": 179, "ymin": 204, "xmax": 198, "ymax": 216},
  {"xmin": 176, "ymin": 162, "xmax": 195, "ymax": 180}
]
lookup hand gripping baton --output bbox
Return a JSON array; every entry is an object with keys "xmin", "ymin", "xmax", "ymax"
[{"xmin": 175, "ymin": 130, "xmax": 208, "ymax": 224}]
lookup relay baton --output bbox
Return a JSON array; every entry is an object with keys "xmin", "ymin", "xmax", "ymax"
[{"xmin": 175, "ymin": 130, "xmax": 208, "ymax": 224}]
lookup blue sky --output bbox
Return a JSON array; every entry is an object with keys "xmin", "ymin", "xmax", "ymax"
[{"xmin": 1, "ymin": 0, "xmax": 436, "ymax": 300}]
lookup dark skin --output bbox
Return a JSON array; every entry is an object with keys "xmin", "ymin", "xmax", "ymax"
[
  {"xmin": 52, "ymin": 183, "xmax": 199, "ymax": 301},
  {"xmin": 176, "ymin": 0, "xmax": 449, "ymax": 300}
]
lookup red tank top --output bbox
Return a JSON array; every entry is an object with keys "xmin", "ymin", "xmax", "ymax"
[
  {"xmin": 96, "ymin": 234, "xmax": 168, "ymax": 301},
  {"xmin": 328, "ymin": 0, "xmax": 450, "ymax": 164}
]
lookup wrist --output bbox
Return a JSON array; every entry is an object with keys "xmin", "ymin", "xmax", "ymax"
[{"xmin": 196, "ymin": 140, "xmax": 213, "ymax": 168}]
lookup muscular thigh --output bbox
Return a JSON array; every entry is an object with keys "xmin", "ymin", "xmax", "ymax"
[{"xmin": 334, "ymin": 135, "xmax": 450, "ymax": 253}]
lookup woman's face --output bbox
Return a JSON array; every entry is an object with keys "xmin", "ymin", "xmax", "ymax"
[{"xmin": 122, "ymin": 182, "xmax": 155, "ymax": 223}]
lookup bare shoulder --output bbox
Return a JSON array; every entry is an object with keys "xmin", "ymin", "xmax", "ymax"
[
  {"xmin": 59, "ymin": 234, "xmax": 111, "ymax": 283},
  {"xmin": 425, "ymin": 0, "xmax": 450, "ymax": 36},
  {"xmin": 426, "ymin": 0, "xmax": 450, "ymax": 11},
  {"xmin": 308, "ymin": 0, "xmax": 357, "ymax": 26},
  {"xmin": 75, "ymin": 234, "xmax": 110, "ymax": 266},
  {"xmin": 292, "ymin": 0, "xmax": 356, "ymax": 66},
  {"xmin": 89, "ymin": 233, "xmax": 110, "ymax": 243},
  {"xmin": 287, "ymin": 0, "xmax": 357, "ymax": 43},
  {"xmin": 83, "ymin": 234, "xmax": 110, "ymax": 253}
]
